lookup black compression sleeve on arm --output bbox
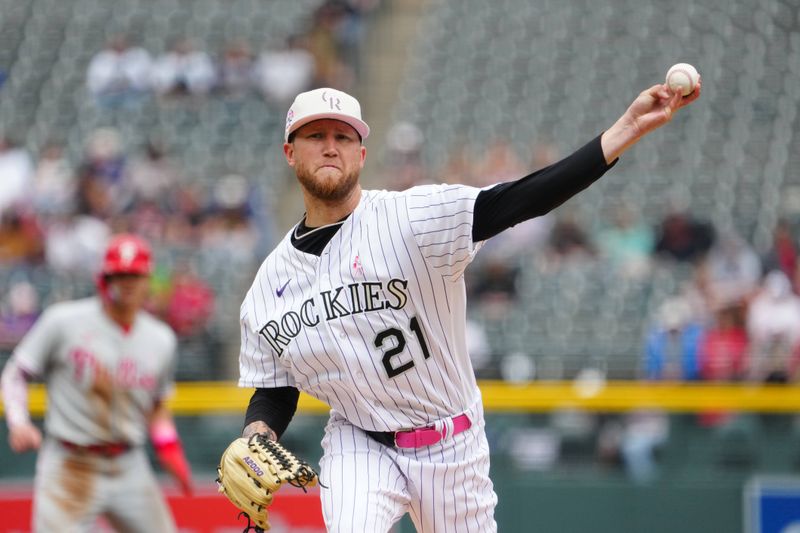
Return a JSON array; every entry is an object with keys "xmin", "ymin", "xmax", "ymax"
[
  {"xmin": 472, "ymin": 134, "xmax": 617, "ymax": 242},
  {"xmin": 243, "ymin": 387, "xmax": 300, "ymax": 440}
]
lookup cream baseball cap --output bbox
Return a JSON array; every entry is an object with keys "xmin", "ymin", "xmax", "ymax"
[{"xmin": 284, "ymin": 88, "xmax": 370, "ymax": 142}]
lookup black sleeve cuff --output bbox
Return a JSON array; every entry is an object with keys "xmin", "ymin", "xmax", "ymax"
[{"xmin": 243, "ymin": 386, "xmax": 300, "ymax": 440}]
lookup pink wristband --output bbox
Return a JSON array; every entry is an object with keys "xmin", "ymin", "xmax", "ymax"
[{"xmin": 150, "ymin": 420, "xmax": 179, "ymax": 447}]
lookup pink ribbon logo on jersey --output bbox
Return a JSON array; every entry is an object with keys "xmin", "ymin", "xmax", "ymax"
[{"xmin": 352, "ymin": 255, "xmax": 363, "ymax": 276}]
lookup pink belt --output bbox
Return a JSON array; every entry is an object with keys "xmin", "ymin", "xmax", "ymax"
[{"xmin": 390, "ymin": 413, "xmax": 472, "ymax": 449}]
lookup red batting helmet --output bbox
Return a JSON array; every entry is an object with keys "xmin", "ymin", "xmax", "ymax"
[{"xmin": 101, "ymin": 234, "xmax": 153, "ymax": 277}]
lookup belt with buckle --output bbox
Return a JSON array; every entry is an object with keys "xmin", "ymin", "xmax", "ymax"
[
  {"xmin": 365, "ymin": 413, "xmax": 472, "ymax": 449},
  {"xmin": 59, "ymin": 439, "xmax": 131, "ymax": 457}
]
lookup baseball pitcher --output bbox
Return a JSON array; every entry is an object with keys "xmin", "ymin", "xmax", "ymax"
[{"xmin": 217, "ymin": 79, "xmax": 701, "ymax": 532}]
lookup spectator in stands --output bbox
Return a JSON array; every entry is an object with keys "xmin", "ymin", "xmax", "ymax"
[
  {"xmin": 644, "ymin": 297, "xmax": 704, "ymax": 381},
  {"xmin": 307, "ymin": 3, "xmax": 354, "ymax": 89},
  {"xmin": 675, "ymin": 261, "xmax": 716, "ymax": 326},
  {"xmin": 81, "ymin": 128, "xmax": 127, "ymax": 184},
  {"xmin": 543, "ymin": 210, "xmax": 596, "ymax": 269},
  {"xmin": 761, "ymin": 219, "xmax": 797, "ymax": 282},
  {"xmin": 597, "ymin": 203, "xmax": 654, "ymax": 279},
  {"xmin": 331, "ymin": 0, "xmax": 371, "ymax": 79},
  {"xmin": 465, "ymin": 318, "xmax": 492, "ymax": 378},
  {"xmin": 200, "ymin": 174, "xmax": 259, "ymax": 266},
  {"xmin": 0, "ymin": 281, "xmax": 40, "ymax": 349},
  {"xmin": 86, "ymin": 34, "xmax": 152, "ymax": 109},
  {"xmin": 619, "ymin": 409, "xmax": 670, "ymax": 484},
  {"xmin": 44, "ymin": 212, "xmax": 110, "ymax": 276},
  {"xmin": 466, "ymin": 135, "xmax": 544, "ymax": 295},
  {"xmin": 126, "ymin": 197, "xmax": 168, "ymax": 244},
  {"xmin": 76, "ymin": 128, "xmax": 130, "ymax": 217},
  {"xmin": 162, "ymin": 182, "xmax": 209, "ymax": 247},
  {"xmin": 0, "ymin": 207, "xmax": 44, "ymax": 265},
  {"xmin": 382, "ymin": 121, "xmax": 427, "ymax": 191},
  {"xmin": 0, "ymin": 136, "xmax": 33, "ymax": 216},
  {"xmin": 127, "ymin": 140, "xmax": 182, "ymax": 209},
  {"xmin": 253, "ymin": 35, "xmax": 315, "ymax": 106},
  {"xmin": 698, "ymin": 301, "xmax": 749, "ymax": 383},
  {"xmin": 631, "ymin": 297, "xmax": 703, "ymax": 484},
  {"xmin": 216, "ymin": 40, "xmax": 255, "ymax": 98},
  {"xmin": 653, "ymin": 208, "xmax": 714, "ymax": 263},
  {"xmin": 468, "ymin": 256, "xmax": 520, "ymax": 320},
  {"xmin": 162, "ymin": 261, "xmax": 215, "ymax": 338},
  {"xmin": 747, "ymin": 270, "xmax": 800, "ymax": 383},
  {"xmin": 704, "ymin": 230, "xmax": 761, "ymax": 309},
  {"xmin": 122, "ymin": 139, "xmax": 183, "ymax": 245},
  {"xmin": 145, "ymin": 255, "xmax": 223, "ymax": 378},
  {"xmin": 697, "ymin": 300, "xmax": 749, "ymax": 426},
  {"xmin": 31, "ymin": 142, "xmax": 74, "ymax": 217},
  {"xmin": 151, "ymin": 38, "xmax": 217, "ymax": 99},
  {"xmin": 75, "ymin": 175, "xmax": 115, "ymax": 221}
]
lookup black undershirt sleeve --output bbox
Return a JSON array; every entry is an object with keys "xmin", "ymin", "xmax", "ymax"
[
  {"xmin": 243, "ymin": 386, "xmax": 300, "ymax": 440},
  {"xmin": 472, "ymin": 134, "xmax": 617, "ymax": 242}
]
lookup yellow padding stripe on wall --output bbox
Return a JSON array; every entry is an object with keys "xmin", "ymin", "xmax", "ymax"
[{"xmin": 3, "ymin": 381, "xmax": 800, "ymax": 416}]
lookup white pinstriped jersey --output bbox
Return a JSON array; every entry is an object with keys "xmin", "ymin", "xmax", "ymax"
[{"xmin": 239, "ymin": 184, "xmax": 486, "ymax": 432}]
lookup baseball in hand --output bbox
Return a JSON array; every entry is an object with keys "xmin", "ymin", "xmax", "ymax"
[{"xmin": 665, "ymin": 63, "xmax": 700, "ymax": 96}]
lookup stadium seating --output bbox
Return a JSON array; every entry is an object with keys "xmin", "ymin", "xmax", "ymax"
[
  {"xmin": 397, "ymin": 0, "xmax": 800, "ymax": 378},
  {"xmin": 0, "ymin": 0, "xmax": 327, "ymax": 378},
  {"xmin": 1, "ymin": 0, "xmax": 799, "ymax": 379},
  {"xmin": 0, "ymin": 0, "xmax": 322, "ymax": 180}
]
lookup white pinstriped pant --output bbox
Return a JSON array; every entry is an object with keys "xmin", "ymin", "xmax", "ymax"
[{"xmin": 319, "ymin": 402, "xmax": 498, "ymax": 533}]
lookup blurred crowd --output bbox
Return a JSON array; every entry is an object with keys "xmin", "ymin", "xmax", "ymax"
[
  {"xmin": 379, "ymin": 121, "xmax": 800, "ymax": 484},
  {"xmin": 1, "ymin": 0, "xmax": 796, "ymax": 503},
  {"xmin": 0, "ymin": 0, "xmax": 380, "ymax": 377},
  {"xmin": 380, "ymin": 121, "xmax": 800, "ymax": 387},
  {"xmin": 86, "ymin": 0, "xmax": 376, "ymax": 110},
  {"xmin": 0, "ymin": 126, "xmax": 269, "ymax": 376},
  {"xmin": 2, "ymin": 0, "xmax": 799, "ymax": 390}
]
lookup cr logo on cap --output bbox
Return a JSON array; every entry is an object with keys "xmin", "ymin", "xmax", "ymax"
[{"xmin": 322, "ymin": 90, "xmax": 342, "ymax": 111}]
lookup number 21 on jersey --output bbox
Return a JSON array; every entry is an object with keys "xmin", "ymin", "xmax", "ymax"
[{"xmin": 373, "ymin": 316, "xmax": 431, "ymax": 378}]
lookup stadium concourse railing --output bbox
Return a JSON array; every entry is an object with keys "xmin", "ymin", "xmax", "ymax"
[{"xmin": 5, "ymin": 381, "xmax": 800, "ymax": 416}]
